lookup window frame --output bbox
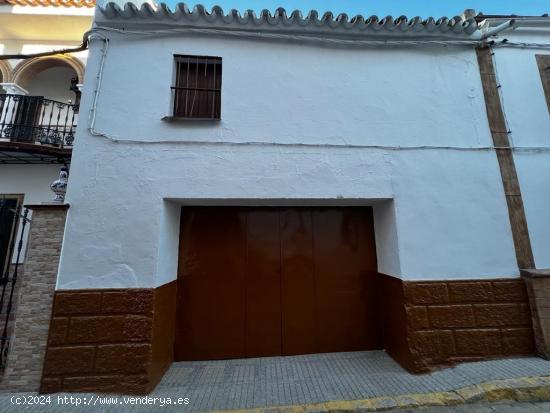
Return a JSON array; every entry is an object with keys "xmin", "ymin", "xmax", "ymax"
[{"xmin": 170, "ymin": 54, "xmax": 222, "ymax": 121}]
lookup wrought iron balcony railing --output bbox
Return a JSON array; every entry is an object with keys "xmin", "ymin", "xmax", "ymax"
[{"xmin": 0, "ymin": 94, "xmax": 78, "ymax": 149}]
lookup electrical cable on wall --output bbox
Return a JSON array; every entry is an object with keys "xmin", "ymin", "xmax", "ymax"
[
  {"xmin": 90, "ymin": 24, "xmax": 550, "ymax": 49},
  {"xmin": 92, "ymin": 26, "xmax": 485, "ymax": 47},
  {"xmin": 489, "ymin": 44, "xmax": 516, "ymax": 148},
  {"xmin": 85, "ymin": 26, "xmax": 550, "ymax": 153}
]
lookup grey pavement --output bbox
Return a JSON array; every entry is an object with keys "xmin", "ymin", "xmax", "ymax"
[
  {"xmin": 155, "ymin": 351, "xmax": 550, "ymax": 411},
  {"xmin": 2, "ymin": 351, "xmax": 550, "ymax": 412}
]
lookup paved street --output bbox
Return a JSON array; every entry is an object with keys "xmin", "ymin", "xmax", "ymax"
[{"xmin": 1, "ymin": 351, "xmax": 550, "ymax": 412}]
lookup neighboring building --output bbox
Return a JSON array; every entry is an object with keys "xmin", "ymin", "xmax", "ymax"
[
  {"xmin": 21, "ymin": 2, "xmax": 550, "ymax": 394},
  {"xmin": 0, "ymin": 0, "xmax": 93, "ymax": 388},
  {"xmin": 0, "ymin": 0, "xmax": 93, "ymax": 189},
  {"xmin": 0, "ymin": 0, "xmax": 92, "ymax": 259}
]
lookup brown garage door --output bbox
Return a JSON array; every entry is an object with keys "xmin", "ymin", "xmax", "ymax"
[{"xmin": 174, "ymin": 206, "xmax": 381, "ymax": 361}]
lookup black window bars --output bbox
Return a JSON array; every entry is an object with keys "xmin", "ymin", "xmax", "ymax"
[{"xmin": 172, "ymin": 55, "xmax": 222, "ymax": 120}]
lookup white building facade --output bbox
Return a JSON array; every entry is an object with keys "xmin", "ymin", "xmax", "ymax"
[{"xmin": 38, "ymin": 3, "xmax": 550, "ymax": 394}]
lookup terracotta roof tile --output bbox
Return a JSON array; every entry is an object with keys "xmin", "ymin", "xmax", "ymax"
[{"xmin": 5, "ymin": 0, "xmax": 95, "ymax": 8}]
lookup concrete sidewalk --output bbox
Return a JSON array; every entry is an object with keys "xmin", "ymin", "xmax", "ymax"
[
  {"xmin": 155, "ymin": 351, "xmax": 550, "ymax": 411},
  {"xmin": 3, "ymin": 351, "xmax": 550, "ymax": 412}
]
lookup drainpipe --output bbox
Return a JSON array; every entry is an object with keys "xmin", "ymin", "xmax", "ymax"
[
  {"xmin": 474, "ymin": 19, "xmax": 517, "ymax": 40},
  {"xmin": 0, "ymin": 32, "xmax": 90, "ymax": 60}
]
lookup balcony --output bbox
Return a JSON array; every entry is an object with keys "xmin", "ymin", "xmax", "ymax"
[{"xmin": 0, "ymin": 94, "xmax": 78, "ymax": 164}]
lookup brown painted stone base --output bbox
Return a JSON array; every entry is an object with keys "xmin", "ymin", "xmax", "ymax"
[
  {"xmin": 41, "ymin": 274, "xmax": 535, "ymax": 392},
  {"xmin": 521, "ymin": 269, "xmax": 550, "ymax": 360},
  {"xmin": 380, "ymin": 273, "xmax": 535, "ymax": 373},
  {"xmin": 40, "ymin": 280, "xmax": 176, "ymax": 394}
]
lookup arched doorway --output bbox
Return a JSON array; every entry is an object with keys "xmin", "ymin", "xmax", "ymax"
[
  {"xmin": 13, "ymin": 55, "xmax": 84, "ymax": 103},
  {"xmin": 6, "ymin": 56, "xmax": 84, "ymax": 146},
  {"xmin": 0, "ymin": 61, "xmax": 12, "ymax": 94}
]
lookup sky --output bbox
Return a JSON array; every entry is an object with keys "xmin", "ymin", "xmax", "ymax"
[{"xmin": 170, "ymin": 0, "xmax": 550, "ymax": 17}]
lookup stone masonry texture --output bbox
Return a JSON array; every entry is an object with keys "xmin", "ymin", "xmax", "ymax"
[
  {"xmin": 403, "ymin": 278, "xmax": 534, "ymax": 372},
  {"xmin": 0, "ymin": 206, "xmax": 67, "ymax": 392},
  {"xmin": 521, "ymin": 269, "xmax": 550, "ymax": 360},
  {"xmin": 41, "ymin": 289, "xmax": 155, "ymax": 394},
  {"xmin": 38, "ymin": 270, "xmax": 536, "ymax": 392},
  {"xmin": 40, "ymin": 281, "xmax": 176, "ymax": 395}
]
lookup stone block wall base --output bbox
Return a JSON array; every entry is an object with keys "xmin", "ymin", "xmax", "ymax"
[
  {"xmin": 380, "ymin": 273, "xmax": 535, "ymax": 373},
  {"xmin": 40, "ymin": 273, "xmax": 536, "ymax": 391},
  {"xmin": 521, "ymin": 269, "xmax": 550, "ymax": 360},
  {"xmin": 40, "ymin": 280, "xmax": 177, "ymax": 394}
]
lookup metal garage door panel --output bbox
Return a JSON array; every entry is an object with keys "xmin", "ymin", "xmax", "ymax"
[
  {"xmin": 280, "ymin": 209, "xmax": 318, "ymax": 356},
  {"xmin": 246, "ymin": 209, "xmax": 282, "ymax": 357},
  {"xmin": 175, "ymin": 207, "xmax": 247, "ymax": 360},
  {"xmin": 175, "ymin": 206, "xmax": 381, "ymax": 361},
  {"xmin": 312, "ymin": 208, "xmax": 382, "ymax": 353}
]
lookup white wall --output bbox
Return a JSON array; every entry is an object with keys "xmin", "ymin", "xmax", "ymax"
[
  {"xmin": 0, "ymin": 164, "xmax": 62, "ymax": 262},
  {"xmin": 26, "ymin": 66, "xmax": 77, "ymax": 103},
  {"xmin": 492, "ymin": 28, "xmax": 550, "ymax": 269},
  {"xmin": 57, "ymin": 32, "xmax": 521, "ymax": 289},
  {"xmin": 0, "ymin": 164, "xmax": 59, "ymax": 205}
]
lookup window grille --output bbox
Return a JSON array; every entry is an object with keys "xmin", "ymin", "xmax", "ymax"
[{"xmin": 172, "ymin": 55, "xmax": 222, "ymax": 119}]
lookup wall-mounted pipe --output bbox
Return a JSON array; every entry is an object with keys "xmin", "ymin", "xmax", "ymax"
[
  {"xmin": 475, "ymin": 19, "xmax": 516, "ymax": 40},
  {"xmin": 0, "ymin": 32, "xmax": 90, "ymax": 61}
]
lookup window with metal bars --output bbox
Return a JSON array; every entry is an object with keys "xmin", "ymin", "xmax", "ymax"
[{"xmin": 172, "ymin": 55, "xmax": 222, "ymax": 120}]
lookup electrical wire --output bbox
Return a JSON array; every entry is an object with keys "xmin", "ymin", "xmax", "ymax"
[
  {"xmin": 82, "ymin": 135, "xmax": 550, "ymax": 152},
  {"xmin": 92, "ymin": 25, "xmax": 484, "ymax": 48},
  {"xmin": 493, "ymin": 41, "xmax": 550, "ymax": 49},
  {"xmin": 489, "ymin": 44, "xmax": 515, "ymax": 148},
  {"xmin": 87, "ymin": 32, "xmax": 109, "ymax": 141},
  {"xmin": 90, "ymin": 25, "xmax": 550, "ymax": 49},
  {"xmin": 85, "ymin": 27, "xmax": 550, "ymax": 153}
]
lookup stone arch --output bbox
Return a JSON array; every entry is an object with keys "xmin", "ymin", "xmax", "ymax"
[
  {"xmin": 0, "ymin": 60, "xmax": 12, "ymax": 83},
  {"xmin": 12, "ymin": 55, "xmax": 85, "ymax": 91}
]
